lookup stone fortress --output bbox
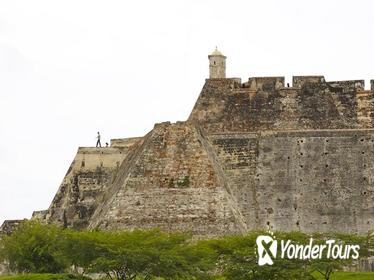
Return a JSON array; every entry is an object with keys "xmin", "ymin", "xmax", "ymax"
[{"xmin": 2, "ymin": 48, "xmax": 374, "ymax": 237}]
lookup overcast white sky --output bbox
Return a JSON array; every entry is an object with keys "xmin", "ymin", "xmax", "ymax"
[{"xmin": 1, "ymin": 0, "xmax": 373, "ymax": 225}]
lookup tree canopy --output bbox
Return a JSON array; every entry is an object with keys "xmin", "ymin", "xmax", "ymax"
[{"xmin": 0, "ymin": 221, "xmax": 372, "ymax": 280}]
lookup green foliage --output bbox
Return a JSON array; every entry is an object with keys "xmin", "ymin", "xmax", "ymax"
[
  {"xmin": 167, "ymin": 178, "xmax": 174, "ymax": 188},
  {"xmin": 0, "ymin": 221, "xmax": 67, "ymax": 273},
  {"xmin": 88, "ymin": 229, "xmax": 191, "ymax": 279},
  {"xmin": 58, "ymin": 230, "xmax": 106, "ymax": 274},
  {"xmin": 60, "ymin": 228, "xmax": 212, "ymax": 280},
  {"xmin": 202, "ymin": 231, "xmax": 373, "ymax": 280},
  {"xmin": 167, "ymin": 176, "xmax": 190, "ymax": 188},
  {"xmin": 177, "ymin": 176, "xmax": 190, "ymax": 187},
  {"xmin": 0, "ymin": 274, "xmax": 90, "ymax": 280},
  {"xmin": 302, "ymin": 232, "xmax": 373, "ymax": 280},
  {"xmin": 1, "ymin": 221, "xmax": 373, "ymax": 280},
  {"xmin": 312, "ymin": 271, "xmax": 374, "ymax": 280},
  {"xmin": 208, "ymin": 231, "xmax": 313, "ymax": 280}
]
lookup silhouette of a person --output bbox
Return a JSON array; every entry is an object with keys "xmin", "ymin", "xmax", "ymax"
[{"xmin": 96, "ymin": 132, "xmax": 101, "ymax": 147}]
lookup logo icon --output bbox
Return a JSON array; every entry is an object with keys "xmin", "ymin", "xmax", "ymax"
[{"xmin": 256, "ymin": 235, "xmax": 277, "ymax": 266}]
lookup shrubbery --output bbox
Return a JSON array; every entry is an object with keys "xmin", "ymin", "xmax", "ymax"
[
  {"xmin": 0, "ymin": 221, "xmax": 372, "ymax": 280},
  {"xmin": 0, "ymin": 274, "xmax": 90, "ymax": 280}
]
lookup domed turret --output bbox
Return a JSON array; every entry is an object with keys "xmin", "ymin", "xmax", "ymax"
[{"xmin": 208, "ymin": 47, "xmax": 226, "ymax": 79}]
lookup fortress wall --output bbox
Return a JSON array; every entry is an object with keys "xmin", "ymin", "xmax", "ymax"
[
  {"xmin": 247, "ymin": 77, "xmax": 284, "ymax": 91},
  {"xmin": 190, "ymin": 79, "xmax": 359, "ymax": 133},
  {"xmin": 44, "ymin": 145, "xmax": 137, "ymax": 229},
  {"xmin": 292, "ymin": 76, "xmax": 325, "ymax": 88},
  {"xmin": 95, "ymin": 187, "xmax": 240, "ymax": 236},
  {"xmin": 257, "ymin": 129, "xmax": 374, "ymax": 234},
  {"xmin": 89, "ymin": 122, "xmax": 244, "ymax": 236},
  {"xmin": 203, "ymin": 78, "xmax": 240, "ymax": 90},
  {"xmin": 327, "ymin": 80, "xmax": 365, "ymax": 91},
  {"xmin": 24, "ymin": 75, "xmax": 374, "ymax": 237},
  {"xmin": 208, "ymin": 130, "xmax": 374, "ymax": 234},
  {"xmin": 209, "ymin": 133, "xmax": 260, "ymax": 229},
  {"xmin": 32, "ymin": 210, "xmax": 48, "ymax": 221},
  {"xmin": 356, "ymin": 90, "xmax": 374, "ymax": 128},
  {"xmin": 110, "ymin": 137, "xmax": 142, "ymax": 148},
  {"xmin": 0, "ymin": 220, "xmax": 24, "ymax": 235},
  {"xmin": 75, "ymin": 147, "xmax": 127, "ymax": 169},
  {"xmin": 188, "ymin": 79, "xmax": 239, "ymax": 130},
  {"xmin": 299, "ymin": 82, "xmax": 359, "ymax": 128}
]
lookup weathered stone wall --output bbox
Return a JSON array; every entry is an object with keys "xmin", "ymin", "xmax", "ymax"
[
  {"xmin": 208, "ymin": 130, "xmax": 374, "ymax": 234},
  {"xmin": 356, "ymin": 90, "xmax": 374, "ymax": 128},
  {"xmin": 31, "ymin": 210, "xmax": 48, "ymax": 221},
  {"xmin": 208, "ymin": 133, "xmax": 259, "ymax": 230},
  {"xmin": 189, "ymin": 78, "xmax": 374, "ymax": 133},
  {"xmin": 89, "ymin": 122, "xmax": 245, "ymax": 236},
  {"xmin": 327, "ymin": 80, "xmax": 365, "ymax": 91},
  {"xmin": 110, "ymin": 137, "xmax": 142, "ymax": 148},
  {"xmin": 0, "ymin": 220, "xmax": 24, "ymax": 235},
  {"xmin": 246, "ymin": 77, "xmax": 285, "ymax": 90},
  {"xmin": 43, "ymin": 144, "xmax": 140, "ymax": 229},
  {"xmin": 293, "ymin": 76, "xmax": 325, "ymax": 88},
  {"xmin": 79, "ymin": 126, "xmax": 374, "ymax": 236},
  {"xmin": 257, "ymin": 129, "xmax": 374, "ymax": 234}
]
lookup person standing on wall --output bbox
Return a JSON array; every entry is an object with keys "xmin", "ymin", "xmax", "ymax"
[{"xmin": 96, "ymin": 132, "xmax": 101, "ymax": 147}]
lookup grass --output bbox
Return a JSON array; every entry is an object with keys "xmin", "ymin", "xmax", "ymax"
[
  {"xmin": 313, "ymin": 271, "xmax": 374, "ymax": 280},
  {"xmin": 0, "ymin": 274, "xmax": 90, "ymax": 280}
]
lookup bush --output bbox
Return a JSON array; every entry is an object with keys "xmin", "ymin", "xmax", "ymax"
[
  {"xmin": 0, "ymin": 274, "xmax": 90, "ymax": 280},
  {"xmin": 0, "ymin": 221, "xmax": 67, "ymax": 273},
  {"xmin": 1, "ymin": 221, "xmax": 373, "ymax": 279}
]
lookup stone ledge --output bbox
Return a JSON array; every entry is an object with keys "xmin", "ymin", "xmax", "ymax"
[{"xmin": 77, "ymin": 147, "xmax": 123, "ymax": 154}]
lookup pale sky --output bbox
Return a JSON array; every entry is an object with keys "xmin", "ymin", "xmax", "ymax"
[{"xmin": 1, "ymin": 0, "xmax": 374, "ymax": 225}]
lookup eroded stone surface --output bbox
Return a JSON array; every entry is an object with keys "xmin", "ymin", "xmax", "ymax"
[
  {"xmin": 0, "ymin": 220, "xmax": 24, "ymax": 235},
  {"xmin": 44, "ymin": 143, "xmax": 140, "ymax": 229},
  {"xmin": 89, "ymin": 123, "xmax": 245, "ymax": 236}
]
